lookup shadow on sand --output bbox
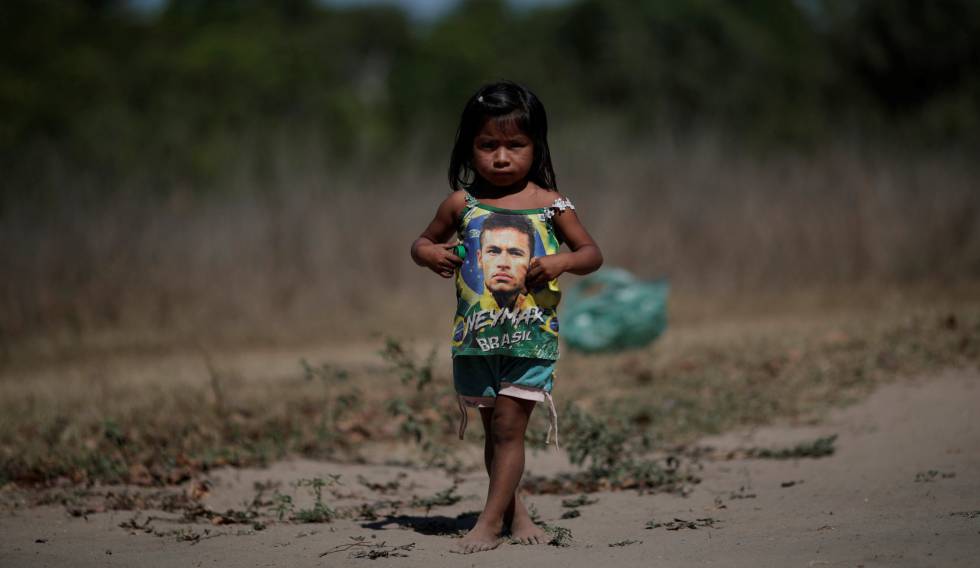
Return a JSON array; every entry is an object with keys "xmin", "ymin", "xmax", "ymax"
[{"xmin": 361, "ymin": 511, "xmax": 480, "ymax": 536}]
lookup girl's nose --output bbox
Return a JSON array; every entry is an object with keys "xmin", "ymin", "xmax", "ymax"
[{"xmin": 492, "ymin": 149, "xmax": 509, "ymax": 167}]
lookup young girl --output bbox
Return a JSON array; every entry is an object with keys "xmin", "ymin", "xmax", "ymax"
[{"xmin": 411, "ymin": 81, "xmax": 602, "ymax": 553}]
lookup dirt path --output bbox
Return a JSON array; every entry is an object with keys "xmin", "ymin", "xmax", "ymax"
[{"xmin": 2, "ymin": 369, "xmax": 978, "ymax": 567}]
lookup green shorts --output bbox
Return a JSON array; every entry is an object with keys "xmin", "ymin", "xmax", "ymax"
[
  {"xmin": 453, "ymin": 355, "xmax": 554, "ymax": 402},
  {"xmin": 452, "ymin": 355, "xmax": 559, "ymax": 447}
]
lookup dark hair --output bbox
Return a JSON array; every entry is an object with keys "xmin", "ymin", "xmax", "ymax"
[
  {"xmin": 448, "ymin": 80, "xmax": 557, "ymax": 191},
  {"xmin": 479, "ymin": 213, "xmax": 536, "ymax": 253}
]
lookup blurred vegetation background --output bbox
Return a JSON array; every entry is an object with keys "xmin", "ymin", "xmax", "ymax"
[
  {"xmin": 4, "ymin": 0, "xmax": 980, "ymax": 190},
  {"xmin": 1, "ymin": 0, "xmax": 979, "ymax": 353}
]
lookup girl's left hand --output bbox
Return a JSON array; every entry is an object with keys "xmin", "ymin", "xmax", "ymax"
[{"xmin": 525, "ymin": 254, "xmax": 568, "ymax": 289}]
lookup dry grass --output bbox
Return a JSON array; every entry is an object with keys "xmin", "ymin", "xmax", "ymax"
[
  {"xmin": 1, "ymin": 137, "xmax": 978, "ymax": 360},
  {"xmin": 1, "ymin": 297, "xmax": 976, "ymax": 489},
  {"xmin": 1, "ymin": 137, "xmax": 978, "ymax": 491}
]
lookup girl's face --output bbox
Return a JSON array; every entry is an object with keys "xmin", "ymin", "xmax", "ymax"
[{"xmin": 471, "ymin": 118, "xmax": 534, "ymax": 188}]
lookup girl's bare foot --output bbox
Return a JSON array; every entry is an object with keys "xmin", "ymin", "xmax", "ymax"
[
  {"xmin": 455, "ymin": 520, "xmax": 504, "ymax": 554},
  {"xmin": 509, "ymin": 498, "xmax": 546, "ymax": 545}
]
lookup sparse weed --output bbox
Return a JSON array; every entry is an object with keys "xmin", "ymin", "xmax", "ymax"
[
  {"xmin": 728, "ymin": 486, "xmax": 756, "ymax": 500},
  {"xmin": 297, "ymin": 359, "xmax": 363, "ymax": 452},
  {"xmin": 352, "ymin": 501, "xmax": 385, "ymax": 521},
  {"xmin": 646, "ymin": 517, "xmax": 719, "ymax": 530},
  {"xmin": 596, "ymin": 312, "xmax": 980, "ymax": 446},
  {"xmin": 270, "ymin": 492, "xmax": 293, "ymax": 521},
  {"xmin": 749, "ymin": 435, "xmax": 838, "ymax": 459},
  {"xmin": 320, "ymin": 536, "xmax": 416, "ymax": 559},
  {"xmin": 525, "ymin": 404, "xmax": 695, "ymax": 494},
  {"xmin": 410, "ymin": 484, "xmax": 461, "ymax": 513},
  {"xmin": 561, "ymin": 494, "xmax": 598, "ymax": 508},
  {"xmin": 293, "ymin": 502, "xmax": 335, "ymax": 523},
  {"xmin": 301, "ymin": 359, "xmax": 350, "ymax": 383},
  {"xmin": 380, "ymin": 337, "xmax": 436, "ymax": 392},
  {"xmin": 292, "ymin": 476, "xmax": 341, "ymax": 523},
  {"xmin": 119, "ymin": 514, "xmax": 221, "ymax": 543},
  {"xmin": 295, "ymin": 475, "xmax": 342, "ymax": 502},
  {"xmin": 381, "ymin": 336, "xmax": 461, "ymax": 471},
  {"xmin": 543, "ymin": 524, "xmax": 573, "ymax": 547},
  {"xmin": 950, "ymin": 510, "xmax": 980, "ymax": 519},
  {"xmin": 357, "ymin": 473, "xmax": 405, "ymax": 494},
  {"xmin": 914, "ymin": 470, "xmax": 956, "ymax": 482},
  {"xmin": 1, "ymin": 310, "xmax": 976, "ymax": 489}
]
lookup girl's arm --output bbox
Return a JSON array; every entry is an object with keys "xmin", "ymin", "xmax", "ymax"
[
  {"xmin": 525, "ymin": 201, "xmax": 603, "ymax": 288},
  {"xmin": 411, "ymin": 192, "xmax": 466, "ymax": 279}
]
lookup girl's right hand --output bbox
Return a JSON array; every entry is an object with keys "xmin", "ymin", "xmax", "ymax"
[
  {"xmin": 411, "ymin": 192, "xmax": 467, "ymax": 277},
  {"xmin": 419, "ymin": 243, "xmax": 463, "ymax": 278}
]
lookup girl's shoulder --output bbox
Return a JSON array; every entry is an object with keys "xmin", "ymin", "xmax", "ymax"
[
  {"xmin": 503, "ymin": 183, "xmax": 572, "ymax": 211},
  {"xmin": 532, "ymin": 188, "xmax": 576, "ymax": 217},
  {"xmin": 438, "ymin": 189, "xmax": 469, "ymax": 219}
]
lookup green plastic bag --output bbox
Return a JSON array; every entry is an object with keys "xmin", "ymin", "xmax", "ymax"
[{"xmin": 561, "ymin": 268, "xmax": 669, "ymax": 353}]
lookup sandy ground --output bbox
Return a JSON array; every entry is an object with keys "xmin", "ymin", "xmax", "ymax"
[{"xmin": 1, "ymin": 368, "xmax": 978, "ymax": 568}]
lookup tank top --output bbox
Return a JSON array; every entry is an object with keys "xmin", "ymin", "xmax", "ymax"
[{"xmin": 451, "ymin": 191, "xmax": 575, "ymax": 360}]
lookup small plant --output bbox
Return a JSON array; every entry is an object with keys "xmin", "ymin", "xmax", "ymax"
[
  {"xmin": 171, "ymin": 527, "xmax": 207, "ymax": 543},
  {"xmin": 352, "ymin": 542, "xmax": 416, "ymax": 559},
  {"xmin": 357, "ymin": 473, "xmax": 405, "ymax": 494},
  {"xmin": 293, "ymin": 502, "xmax": 335, "ymax": 523},
  {"xmin": 609, "ymin": 539, "xmax": 641, "ymax": 547},
  {"xmin": 292, "ymin": 476, "xmax": 342, "ymax": 523},
  {"xmin": 102, "ymin": 419, "xmax": 127, "ymax": 448},
  {"xmin": 301, "ymin": 359, "xmax": 350, "ymax": 383},
  {"xmin": 353, "ymin": 501, "xmax": 385, "ymax": 521},
  {"xmin": 380, "ymin": 337, "xmax": 436, "ymax": 391},
  {"xmin": 119, "ymin": 515, "xmax": 153, "ymax": 532},
  {"xmin": 242, "ymin": 480, "xmax": 276, "ymax": 512},
  {"xmin": 270, "ymin": 492, "xmax": 293, "ymax": 521},
  {"xmin": 544, "ymin": 524, "xmax": 573, "ymax": 547},
  {"xmin": 184, "ymin": 505, "xmax": 260, "ymax": 526},
  {"xmin": 728, "ymin": 486, "xmax": 756, "ymax": 500},
  {"xmin": 563, "ymin": 404, "xmax": 629, "ymax": 473},
  {"xmin": 749, "ymin": 435, "xmax": 837, "ymax": 459},
  {"xmin": 386, "ymin": 398, "xmax": 426, "ymax": 444},
  {"xmin": 410, "ymin": 484, "xmax": 461, "ymax": 513},
  {"xmin": 380, "ymin": 336, "xmax": 461, "ymax": 471},
  {"xmin": 296, "ymin": 475, "xmax": 342, "ymax": 501},
  {"xmin": 950, "ymin": 510, "xmax": 980, "ymax": 519},
  {"xmin": 646, "ymin": 517, "xmax": 719, "ymax": 530},
  {"xmin": 914, "ymin": 470, "xmax": 956, "ymax": 482},
  {"xmin": 530, "ymin": 403, "xmax": 694, "ymax": 494},
  {"xmin": 561, "ymin": 494, "xmax": 598, "ymax": 508},
  {"xmin": 298, "ymin": 359, "xmax": 362, "ymax": 452},
  {"xmin": 119, "ymin": 514, "xmax": 221, "ymax": 543}
]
